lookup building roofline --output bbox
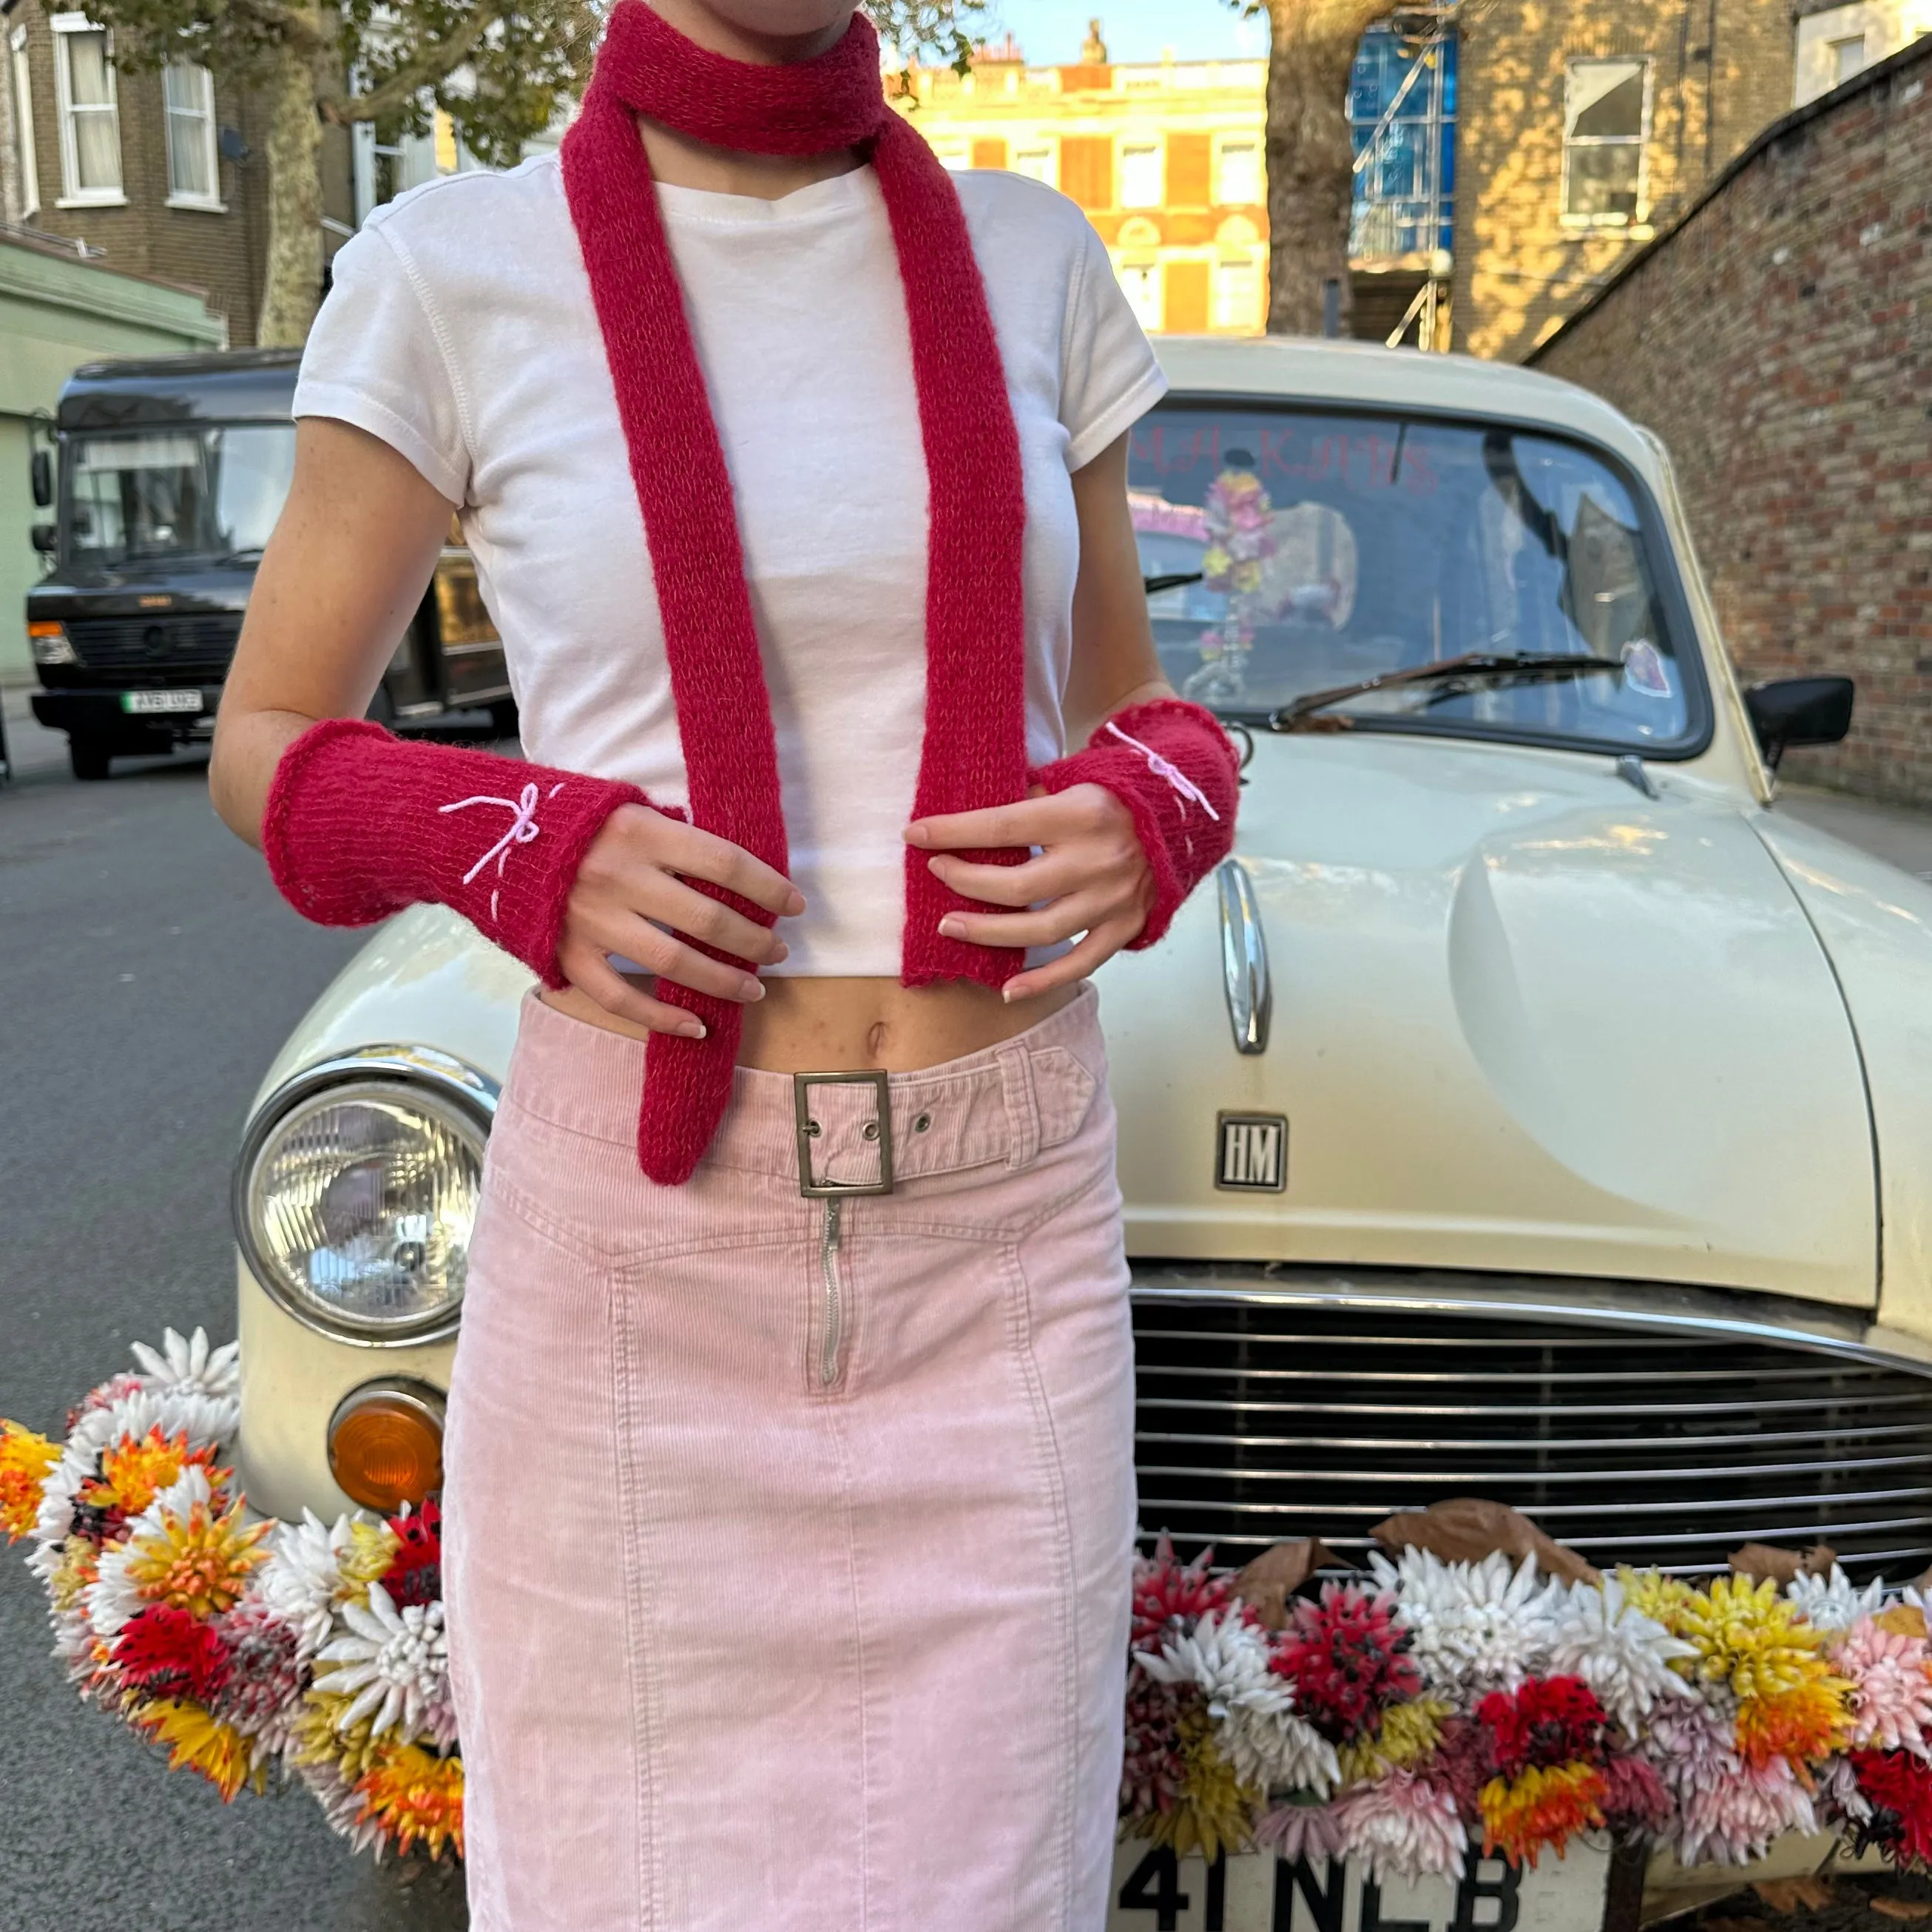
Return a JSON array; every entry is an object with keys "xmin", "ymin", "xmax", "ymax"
[{"xmin": 1529, "ymin": 30, "xmax": 1932, "ymax": 364}]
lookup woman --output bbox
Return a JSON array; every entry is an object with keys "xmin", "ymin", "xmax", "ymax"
[{"xmin": 210, "ymin": 0, "xmax": 1237, "ymax": 1925}]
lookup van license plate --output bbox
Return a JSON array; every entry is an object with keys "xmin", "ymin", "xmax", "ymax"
[
  {"xmin": 1109, "ymin": 1844, "xmax": 1610, "ymax": 1932},
  {"xmin": 121, "ymin": 690, "xmax": 203, "ymax": 715}
]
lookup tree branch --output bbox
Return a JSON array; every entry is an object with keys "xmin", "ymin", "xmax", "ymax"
[{"xmin": 317, "ymin": 8, "xmax": 490, "ymax": 125}]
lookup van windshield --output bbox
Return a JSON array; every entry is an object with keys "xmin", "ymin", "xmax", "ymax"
[
  {"xmin": 66, "ymin": 423, "xmax": 295, "ymax": 569},
  {"xmin": 1132, "ymin": 405, "xmax": 1703, "ymax": 755}
]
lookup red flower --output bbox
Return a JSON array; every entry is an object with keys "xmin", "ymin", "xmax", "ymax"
[
  {"xmin": 1600, "ymin": 1752, "xmax": 1673, "ymax": 1834},
  {"xmin": 1429, "ymin": 1715, "xmax": 1495, "ymax": 1819},
  {"xmin": 1131, "ymin": 1534, "xmax": 1232, "ymax": 1652},
  {"xmin": 1852, "ymin": 1751, "xmax": 1932, "ymax": 1871},
  {"xmin": 381, "ymin": 1497, "xmax": 443, "ymax": 1608},
  {"xmin": 113, "ymin": 1604, "xmax": 231, "ymax": 1705},
  {"xmin": 1477, "ymin": 1677, "xmax": 1610, "ymax": 1776},
  {"xmin": 1272, "ymin": 1582, "xmax": 1422, "ymax": 1743}
]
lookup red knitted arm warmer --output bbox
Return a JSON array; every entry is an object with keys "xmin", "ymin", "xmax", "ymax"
[
  {"xmin": 263, "ymin": 719, "xmax": 649, "ymax": 990},
  {"xmin": 1030, "ymin": 698, "xmax": 1239, "ymax": 950}
]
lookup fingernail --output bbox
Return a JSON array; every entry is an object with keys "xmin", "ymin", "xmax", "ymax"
[
  {"xmin": 770, "ymin": 939, "xmax": 790, "ymax": 962},
  {"xmin": 905, "ymin": 823, "xmax": 930, "ymax": 848},
  {"xmin": 740, "ymin": 978, "xmax": 764, "ymax": 1001},
  {"xmin": 683, "ymin": 1021, "xmax": 708, "ymax": 1040},
  {"xmin": 938, "ymin": 916, "xmax": 965, "ymax": 939},
  {"xmin": 783, "ymin": 889, "xmax": 806, "ymax": 915},
  {"xmin": 1002, "ymin": 982, "xmax": 1021, "ymax": 1004}
]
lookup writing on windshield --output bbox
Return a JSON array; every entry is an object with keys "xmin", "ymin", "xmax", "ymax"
[{"xmin": 1131, "ymin": 404, "xmax": 1699, "ymax": 757}]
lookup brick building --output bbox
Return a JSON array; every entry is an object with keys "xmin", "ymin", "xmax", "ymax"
[
  {"xmin": 1450, "ymin": 0, "xmax": 1797, "ymax": 362},
  {"xmin": 0, "ymin": 2, "xmax": 351, "ymax": 346},
  {"xmin": 1533, "ymin": 36, "xmax": 1932, "ymax": 804}
]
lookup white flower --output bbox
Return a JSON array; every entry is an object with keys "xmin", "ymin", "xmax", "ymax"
[
  {"xmin": 1547, "ymin": 1575, "xmax": 1697, "ymax": 1732},
  {"xmin": 1369, "ymin": 1548, "xmax": 1561, "ymax": 1695},
  {"xmin": 1136, "ymin": 1609, "xmax": 1340, "ymax": 1796},
  {"xmin": 129, "ymin": 1328, "xmax": 241, "ymax": 1402},
  {"xmin": 1335, "ymin": 1772, "xmax": 1467, "ymax": 1885},
  {"xmin": 1817, "ymin": 1755, "xmax": 1874, "ymax": 1828},
  {"xmin": 314, "ymin": 1580, "xmax": 453, "ymax": 1745},
  {"xmin": 254, "ymin": 1510, "xmax": 353, "ymax": 1661},
  {"xmin": 1788, "ymin": 1564, "xmax": 1888, "ymax": 1633},
  {"xmin": 297, "ymin": 1757, "xmax": 391, "ymax": 1859}
]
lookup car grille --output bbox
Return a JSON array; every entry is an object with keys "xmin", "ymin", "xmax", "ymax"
[
  {"xmin": 1132, "ymin": 1280, "xmax": 1932, "ymax": 1578},
  {"xmin": 66, "ymin": 615, "xmax": 239, "ymax": 684}
]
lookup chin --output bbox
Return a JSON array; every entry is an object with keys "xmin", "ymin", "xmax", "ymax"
[{"xmin": 695, "ymin": 0, "xmax": 859, "ymax": 44}]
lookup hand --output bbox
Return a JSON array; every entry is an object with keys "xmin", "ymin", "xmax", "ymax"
[
  {"xmin": 905, "ymin": 784, "xmax": 1153, "ymax": 1002},
  {"xmin": 556, "ymin": 805, "xmax": 804, "ymax": 1038}
]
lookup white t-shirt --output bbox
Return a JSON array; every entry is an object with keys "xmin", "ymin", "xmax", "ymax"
[{"xmin": 294, "ymin": 152, "xmax": 1167, "ymax": 975}]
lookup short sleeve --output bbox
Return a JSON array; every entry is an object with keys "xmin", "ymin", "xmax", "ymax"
[
  {"xmin": 294, "ymin": 219, "xmax": 471, "ymax": 505},
  {"xmin": 1059, "ymin": 219, "xmax": 1169, "ymax": 471}
]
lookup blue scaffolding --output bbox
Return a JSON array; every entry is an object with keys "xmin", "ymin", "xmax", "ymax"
[{"xmin": 1349, "ymin": 18, "xmax": 1458, "ymax": 264}]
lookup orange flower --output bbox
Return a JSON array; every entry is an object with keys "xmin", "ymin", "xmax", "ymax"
[
  {"xmin": 356, "ymin": 1744, "xmax": 465, "ymax": 1860},
  {"xmin": 1479, "ymin": 1762, "xmax": 1607, "ymax": 1868},
  {"xmin": 1736, "ymin": 1679, "xmax": 1853, "ymax": 1768},
  {"xmin": 130, "ymin": 1698, "xmax": 263, "ymax": 1803},
  {"xmin": 0, "ymin": 1420, "xmax": 60, "ymax": 1540},
  {"xmin": 83, "ymin": 1428, "xmax": 222, "ymax": 1519}
]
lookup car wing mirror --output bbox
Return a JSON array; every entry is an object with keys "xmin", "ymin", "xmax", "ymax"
[
  {"xmin": 30, "ymin": 522, "xmax": 56, "ymax": 555},
  {"xmin": 30, "ymin": 448, "xmax": 51, "ymax": 508},
  {"xmin": 1744, "ymin": 675, "xmax": 1854, "ymax": 771}
]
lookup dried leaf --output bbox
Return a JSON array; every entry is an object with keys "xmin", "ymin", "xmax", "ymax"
[
  {"xmin": 1369, "ymin": 1498, "xmax": 1598, "ymax": 1585},
  {"xmin": 1752, "ymin": 1877, "xmax": 1836, "ymax": 1913},
  {"xmin": 1729, "ymin": 1542, "xmax": 1838, "ymax": 1584},
  {"xmin": 1869, "ymin": 1899, "xmax": 1932, "ymax": 1921},
  {"xmin": 1234, "ymin": 1539, "xmax": 1337, "ymax": 1629},
  {"xmin": 1879, "ymin": 1604, "xmax": 1930, "ymax": 1641}
]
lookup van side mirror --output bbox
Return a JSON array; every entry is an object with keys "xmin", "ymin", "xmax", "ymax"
[
  {"xmin": 30, "ymin": 522, "xmax": 56, "ymax": 555},
  {"xmin": 1745, "ymin": 675, "xmax": 1854, "ymax": 771},
  {"xmin": 30, "ymin": 449, "xmax": 50, "ymax": 507}
]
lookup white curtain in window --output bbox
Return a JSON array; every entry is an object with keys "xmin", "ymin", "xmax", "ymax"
[
  {"xmin": 163, "ymin": 61, "xmax": 215, "ymax": 201},
  {"xmin": 11, "ymin": 30, "xmax": 37, "ymax": 219},
  {"xmin": 1118, "ymin": 143, "xmax": 1163, "ymax": 209},
  {"xmin": 1217, "ymin": 141, "xmax": 1260, "ymax": 205},
  {"xmin": 61, "ymin": 29, "xmax": 120, "ymax": 194},
  {"xmin": 1011, "ymin": 146, "xmax": 1054, "ymax": 186},
  {"xmin": 1212, "ymin": 258, "xmax": 1259, "ymax": 330},
  {"xmin": 1119, "ymin": 261, "xmax": 1161, "ymax": 331}
]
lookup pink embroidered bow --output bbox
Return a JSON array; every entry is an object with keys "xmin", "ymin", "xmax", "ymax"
[
  {"xmin": 1104, "ymin": 720, "xmax": 1222, "ymax": 820},
  {"xmin": 439, "ymin": 780, "xmax": 566, "ymax": 921}
]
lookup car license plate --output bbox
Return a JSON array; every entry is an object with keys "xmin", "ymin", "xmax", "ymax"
[
  {"xmin": 1109, "ymin": 1843, "xmax": 1610, "ymax": 1932},
  {"xmin": 121, "ymin": 690, "xmax": 203, "ymax": 715}
]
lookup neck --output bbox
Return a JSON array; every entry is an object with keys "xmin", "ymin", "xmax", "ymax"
[{"xmin": 637, "ymin": 0, "xmax": 864, "ymax": 197}]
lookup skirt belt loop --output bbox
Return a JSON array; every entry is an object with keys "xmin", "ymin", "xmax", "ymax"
[{"xmin": 994, "ymin": 1041, "xmax": 1042, "ymax": 1172}]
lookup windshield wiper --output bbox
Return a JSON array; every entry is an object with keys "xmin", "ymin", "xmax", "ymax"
[
  {"xmin": 1269, "ymin": 651, "xmax": 1628, "ymax": 731},
  {"xmin": 1143, "ymin": 570, "xmax": 1204, "ymax": 595}
]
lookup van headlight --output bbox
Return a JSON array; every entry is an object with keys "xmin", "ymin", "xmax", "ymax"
[{"xmin": 233, "ymin": 1048, "xmax": 496, "ymax": 1344}]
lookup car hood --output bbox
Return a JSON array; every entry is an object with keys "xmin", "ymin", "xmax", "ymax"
[{"xmin": 1099, "ymin": 730, "xmax": 1877, "ymax": 1306}]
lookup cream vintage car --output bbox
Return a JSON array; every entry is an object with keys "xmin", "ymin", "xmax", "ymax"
[{"xmin": 229, "ymin": 337, "xmax": 1930, "ymax": 1915}]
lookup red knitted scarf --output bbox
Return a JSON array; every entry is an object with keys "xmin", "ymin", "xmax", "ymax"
[{"xmin": 561, "ymin": 3, "xmax": 1027, "ymax": 1181}]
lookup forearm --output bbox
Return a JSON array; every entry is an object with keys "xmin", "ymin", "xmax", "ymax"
[{"xmin": 209, "ymin": 706, "xmax": 325, "ymax": 852}]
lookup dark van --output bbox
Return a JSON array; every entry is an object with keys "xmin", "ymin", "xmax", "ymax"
[{"xmin": 27, "ymin": 348, "xmax": 512, "ymax": 781}]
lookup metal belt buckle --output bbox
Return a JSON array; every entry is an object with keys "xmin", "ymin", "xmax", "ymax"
[{"xmin": 794, "ymin": 1069, "xmax": 894, "ymax": 1198}]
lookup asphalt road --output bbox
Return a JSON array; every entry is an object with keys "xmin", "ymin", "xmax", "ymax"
[
  {"xmin": 2, "ymin": 692, "xmax": 1929, "ymax": 1932},
  {"xmin": 0, "ymin": 700, "xmax": 467, "ymax": 1932}
]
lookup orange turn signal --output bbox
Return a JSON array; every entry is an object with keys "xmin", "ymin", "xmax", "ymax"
[
  {"xmin": 328, "ymin": 1380, "xmax": 445, "ymax": 1513},
  {"xmin": 27, "ymin": 620, "xmax": 64, "ymax": 639}
]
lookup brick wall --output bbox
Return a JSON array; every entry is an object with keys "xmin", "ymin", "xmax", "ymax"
[
  {"xmin": 1453, "ymin": 0, "xmax": 1795, "ymax": 362},
  {"xmin": 1533, "ymin": 39, "xmax": 1932, "ymax": 804}
]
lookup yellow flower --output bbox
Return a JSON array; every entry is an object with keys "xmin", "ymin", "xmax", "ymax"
[
  {"xmin": 338, "ymin": 1518, "xmax": 402, "ymax": 1598},
  {"xmin": 357, "ymin": 1743, "xmax": 465, "ymax": 1860},
  {"xmin": 0, "ymin": 1419, "xmax": 60, "ymax": 1541},
  {"xmin": 131, "ymin": 1698, "xmax": 265, "ymax": 1802},
  {"xmin": 1736, "ymin": 1678, "xmax": 1854, "ymax": 1767},
  {"xmin": 123, "ymin": 1500, "xmax": 268, "ymax": 1618},
  {"xmin": 48, "ymin": 1537, "xmax": 98, "ymax": 1612},
  {"xmin": 1479, "ymin": 1762, "xmax": 1607, "ymax": 1868},
  {"xmin": 84, "ymin": 1428, "xmax": 222, "ymax": 1519},
  {"xmin": 1338, "ymin": 1698, "xmax": 1453, "ymax": 1786},
  {"xmin": 295, "ymin": 1686, "xmax": 387, "ymax": 1783},
  {"xmin": 1677, "ymin": 1575, "xmax": 1833, "ymax": 1700},
  {"xmin": 1124, "ymin": 1703, "xmax": 1259, "ymax": 1863},
  {"xmin": 1615, "ymin": 1567, "xmax": 1695, "ymax": 1639}
]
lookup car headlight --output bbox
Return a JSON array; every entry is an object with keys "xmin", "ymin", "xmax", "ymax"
[
  {"xmin": 234, "ymin": 1048, "xmax": 496, "ymax": 1343},
  {"xmin": 29, "ymin": 621, "xmax": 76, "ymax": 666}
]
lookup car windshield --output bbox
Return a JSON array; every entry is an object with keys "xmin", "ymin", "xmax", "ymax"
[
  {"xmin": 65, "ymin": 422, "xmax": 295, "ymax": 568},
  {"xmin": 1130, "ymin": 404, "xmax": 1700, "ymax": 753}
]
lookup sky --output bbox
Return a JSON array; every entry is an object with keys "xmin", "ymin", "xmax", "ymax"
[{"xmin": 984, "ymin": 0, "xmax": 1269, "ymax": 65}]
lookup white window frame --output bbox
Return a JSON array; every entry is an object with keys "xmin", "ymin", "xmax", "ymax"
[
  {"xmin": 163, "ymin": 59, "xmax": 221, "ymax": 211},
  {"xmin": 1118, "ymin": 139, "xmax": 1163, "ymax": 209},
  {"xmin": 1010, "ymin": 143, "xmax": 1055, "ymax": 188},
  {"xmin": 51, "ymin": 13, "xmax": 123, "ymax": 209},
  {"xmin": 1212, "ymin": 254, "xmax": 1260, "ymax": 331},
  {"xmin": 1830, "ymin": 34, "xmax": 1868, "ymax": 86},
  {"xmin": 11, "ymin": 27, "xmax": 38, "ymax": 221},
  {"xmin": 1215, "ymin": 136, "xmax": 1260, "ymax": 206},
  {"xmin": 1560, "ymin": 56, "xmax": 1651, "ymax": 228}
]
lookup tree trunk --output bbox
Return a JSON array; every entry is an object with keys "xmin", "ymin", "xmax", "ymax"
[
  {"xmin": 257, "ymin": 32, "xmax": 326, "ymax": 347},
  {"xmin": 1263, "ymin": 0, "xmax": 1389, "ymax": 337}
]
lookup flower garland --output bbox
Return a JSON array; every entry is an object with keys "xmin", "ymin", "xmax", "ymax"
[
  {"xmin": 1, "ymin": 1332, "xmax": 461, "ymax": 1861},
  {"xmin": 12, "ymin": 1334, "xmax": 1932, "ymax": 1882},
  {"xmin": 1124, "ymin": 1535, "xmax": 1932, "ymax": 1879}
]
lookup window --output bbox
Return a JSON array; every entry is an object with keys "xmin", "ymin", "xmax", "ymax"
[
  {"xmin": 52, "ymin": 16, "xmax": 120, "ymax": 205},
  {"xmin": 163, "ymin": 61, "xmax": 219, "ymax": 208},
  {"xmin": 1213, "ymin": 257, "xmax": 1260, "ymax": 330},
  {"xmin": 10, "ymin": 27, "xmax": 37, "ymax": 220},
  {"xmin": 1562, "ymin": 58, "xmax": 1648, "ymax": 223},
  {"xmin": 1118, "ymin": 141, "xmax": 1163, "ymax": 209},
  {"xmin": 930, "ymin": 141, "xmax": 970, "ymax": 172},
  {"xmin": 1011, "ymin": 144, "xmax": 1055, "ymax": 186},
  {"xmin": 1831, "ymin": 35, "xmax": 1868, "ymax": 85},
  {"xmin": 1118, "ymin": 261, "xmax": 1161, "ymax": 332},
  {"xmin": 1216, "ymin": 139, "xmax": 1260, "ymax": 205}
]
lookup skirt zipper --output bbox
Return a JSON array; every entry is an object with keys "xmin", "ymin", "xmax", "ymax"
[{"xmin": 820, "ymin": 1197, "xmax": 844, "ymax": 1389}]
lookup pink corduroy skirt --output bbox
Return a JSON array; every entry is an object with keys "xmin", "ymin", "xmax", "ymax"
[{"xmin": 442, "ymin": 985, "xmax": 1136, "ymax": 1932}]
